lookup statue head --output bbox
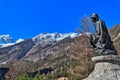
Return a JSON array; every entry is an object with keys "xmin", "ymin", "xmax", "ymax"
[{"xmin": 91, "ymin": 13, "xmax": 99, "ymax": 22}]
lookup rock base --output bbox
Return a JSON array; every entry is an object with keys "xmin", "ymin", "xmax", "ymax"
[{"xmin": 83, "ymin": 55, "xmax": 120, "ymax": 80}]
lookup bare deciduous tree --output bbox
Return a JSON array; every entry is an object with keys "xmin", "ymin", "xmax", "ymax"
[
  {"xmin": 77, "ymin": 15, "xmax": 93, "ymax": 76},
  {"xmin": 77, "ymin": 15, "xmax": 93, "ymax": 33}
]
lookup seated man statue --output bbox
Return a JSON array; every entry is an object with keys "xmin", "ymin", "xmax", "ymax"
[{"xmin": 89, "ymin": 13, "xmax": 117, "ymax": 56}]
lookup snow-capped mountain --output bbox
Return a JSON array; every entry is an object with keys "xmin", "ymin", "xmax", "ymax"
[
  {"xmin": 0, "ymin": 33, "xmax": 80, "ymax": 65},
  {"xmin": 0, "ymin": 33, "xmax": 79, "ymax": 48},
  {"xmin": 16, "ymin": 38, "xmax": 24, "ymax": 43},
  {"xmin": 0, "ymin": 35, "xmax": 15, "ymax": 48},
  {"xmin": 0, "ymin": 35, "xmax": 14, "ymax": 44},
  {"xmin": 32, "ymin": 32, "xmax": 80, "ymax": 44},
  {"xmin": 0, "ymin": 34, "xmax": 26, "ymax": 48}
]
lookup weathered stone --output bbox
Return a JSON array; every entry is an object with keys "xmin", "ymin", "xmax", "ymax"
[
  {"xmin": 83, "ymin": 55, "xmax": 120, "ymax": 80},
  {"xmin": 92, "ymin": 55, "xmax": 120, "ymax": 63}
]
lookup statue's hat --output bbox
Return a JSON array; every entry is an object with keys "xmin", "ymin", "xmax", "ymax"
[{"xmin": 91, "ymin": 13, "xmax": 99, "ymax": 18}]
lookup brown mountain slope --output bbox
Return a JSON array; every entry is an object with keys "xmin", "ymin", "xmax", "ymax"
[
  {"xmin": 109, "ymin": 24, "xmax": 120, "ymax": 54},
  {"xmin": 1, "ymin": 25, "xmax": 120, "ymax": 80},
  {"xmin": 5, "ymin": 35, "xmax": 94, "ymax": 80}
]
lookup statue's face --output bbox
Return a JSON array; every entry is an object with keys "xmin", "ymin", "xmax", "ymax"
[{"xmin": 91, "ymin": 18, "xmax": 96, "ymax": 22}]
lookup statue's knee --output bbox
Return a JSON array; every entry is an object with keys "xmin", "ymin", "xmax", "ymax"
[{"xmin": 90, "ymin": 35, "xmax": 93, "ymax": 40}]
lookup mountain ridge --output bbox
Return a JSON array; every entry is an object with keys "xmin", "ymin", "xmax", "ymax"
[{"xmin": 0, "ymin": 32, "xmax": 80, "ymax": 48}]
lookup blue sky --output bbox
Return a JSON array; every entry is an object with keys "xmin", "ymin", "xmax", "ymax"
[{"xmin": 0, "ymin": 0, "xmax": 120, "ymax": 41}]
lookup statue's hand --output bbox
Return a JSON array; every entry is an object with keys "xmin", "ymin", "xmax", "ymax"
[{"xmin": 99, "ymin": 37, "xmax": 102, "ymax": 43}]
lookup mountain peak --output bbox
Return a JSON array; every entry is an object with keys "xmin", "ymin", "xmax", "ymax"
[
  {"xmin": 0, "ymin": 33, "xmax": 80, "ymax": 48},
  {"xmin": 0, "ymin": 35, "xmax": 14, "ymax": 48},
  {"xmin": 32, "ymin": 32, "xmax": 79, "ymax": 44},
  {"xmin": 0, "ymin": 35, "xmax": 14, "ymax": 44}
]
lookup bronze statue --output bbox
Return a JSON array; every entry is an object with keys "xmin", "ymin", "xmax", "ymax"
[{"xmin": 89, "ymin": 13, "xmax": 117, "ymax": 56}]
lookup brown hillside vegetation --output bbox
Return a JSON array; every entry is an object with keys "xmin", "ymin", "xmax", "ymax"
[
  {"xmin": 4, "ymin": 25, "xmax": 120, "ymax": 80},
  {"xmin": 5, "ymin": 35, "xmax": 94, "ymax": 80},
  {"xmin": 109, "ymin": 24, "xmax": 120, "ymax": 54}
]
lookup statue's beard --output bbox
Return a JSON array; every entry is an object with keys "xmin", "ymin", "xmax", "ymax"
[{"xmin": 92, "ymin": 19, "xmax": 99, "ymax": 22}]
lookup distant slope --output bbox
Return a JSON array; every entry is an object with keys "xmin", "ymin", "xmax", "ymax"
[{"xmin": 109, "ymin": 24, "xmax": 120, "ymax": 54}]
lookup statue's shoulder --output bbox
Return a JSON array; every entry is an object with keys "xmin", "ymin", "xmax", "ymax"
[
  {"xmin": 100, "ymin": 20, "xmax": 105, "ymax": 23},
  {"xmin": 98, "ymin": 20, "xmax": 104, "ymax": 22},
  {"xmin": 96, "ymin": 20, "xmax": 102, "ymax": 24},
  {"xmin": 97, "ymin": 20, "xmax": 105, "ymax": 24}
]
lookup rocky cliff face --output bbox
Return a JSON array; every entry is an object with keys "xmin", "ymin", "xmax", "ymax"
[
  {"xmin": 109, "ymin": 24, "xmax": 120, "ymax": 54},
  {"xmin": 0, "ymin": 39, "xmax": 34, "ymax": 66}
]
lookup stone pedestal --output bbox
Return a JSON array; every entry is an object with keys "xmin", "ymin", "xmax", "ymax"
[{"xmin": 83, "ymin": 55, "xmax": 120, "ymax": 80}]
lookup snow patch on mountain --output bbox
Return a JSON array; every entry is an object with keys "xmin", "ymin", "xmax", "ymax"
[
  {"xmin": 0, "ymin": 43, "xmax": 15, "ymax": 48},
  {"xmin": 16, "ymin": 38, "xmax": 24, "ymax": 43},
  {"xmin": 32, "ymin": 32, "xmax": 80, "ymax": 44}
]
